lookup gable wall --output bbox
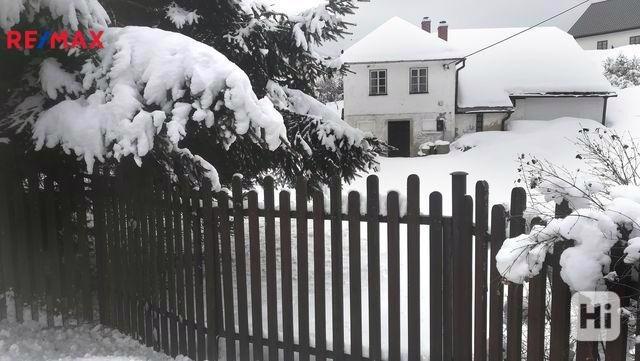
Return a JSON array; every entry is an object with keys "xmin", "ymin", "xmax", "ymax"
[{"xmin": 576, "ymin": 28, "xmax": 640, "ymax": 50}]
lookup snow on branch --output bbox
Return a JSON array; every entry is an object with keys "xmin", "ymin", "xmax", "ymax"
[
  {"xmin": 165, "ymin": 3, "xmax": 200, "ymax": 29},
  {"xmin": 497, "ymin": 128, "xmax": 640, "ymax": 291},
  {"xmin": 33, "ymin": 27, "xmax": 287, "ymax": 190},
  {"xmin": 266, "ymin": 80, "xmax": 368, "ymax": 150},
  {"xmin": 0, "ymin": 0, "xmax": 110, "ymax": 31}
]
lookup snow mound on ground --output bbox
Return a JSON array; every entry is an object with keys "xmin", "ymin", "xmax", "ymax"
[
  {"xmin": 346, "ymin": 118, "xmax": 603, "ymax": 213},
  {"xmin": 33, "ymin": 26, "xmax": 287, "ymax": 190},
  {"xmin": 0, "ymin": 321, "xmax": 188, "ymax": 361},
  {"xmin": 0, "ymin": 0, "xmax": 110, "ymax": 31},
  {"xmin": 449, "ymin": 27, "xmax": 614, "ymax": 108}
]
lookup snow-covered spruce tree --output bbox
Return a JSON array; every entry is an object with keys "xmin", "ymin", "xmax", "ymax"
[
  {"xmin": 495, "ymin": 128, "xmax": 640, "ymax": 296},
  {"xmin": 103, "ymin": 0, "xmax": 386, "ymax": 189},
  {"xmin": 603, "ymin": 53, "xmax": 640, "ymax": 89},
  {"xmin": 315, "ymin": 74, "xmax": 344, "ymax": 104}
]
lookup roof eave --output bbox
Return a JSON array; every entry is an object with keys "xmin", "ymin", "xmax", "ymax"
[
  {"xmin": 571, "ymin": 25, "xmax": 640, "ymax": 39},
  {"xmin": 343, "ymin": 57, "xmax": 466, "ymax": 65}
]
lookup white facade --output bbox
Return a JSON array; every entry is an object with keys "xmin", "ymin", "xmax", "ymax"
[
  {"xmin": 343, "ymin": 60, "xmax": 458, "ymax": 156},
  {"xmin": 576, "ymin": 28, "xmax": 640, "ymax": 50},
  {"xmin": 511, "ymin": 97, "xmax": 606, "ymax": 122}
]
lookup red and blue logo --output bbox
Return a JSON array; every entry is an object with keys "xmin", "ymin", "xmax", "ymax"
[{"xmin": 4, "ymin": 30, "xmax": 104, "ymax": 50}]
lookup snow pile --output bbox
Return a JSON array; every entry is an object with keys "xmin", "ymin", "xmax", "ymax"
[
  {"xmin": 0, "ymin": 0, "xmax": 109, "ymax": 31},
  {"xmin": 165, "ymin": 3, "xmax": 200, "ymax": 29},
  {"xmin": 449, "ymin": 27, "xmax": 614, "ymax": 108},
  {"xmin": 32, "ymin": 26, "xmax": 287, "ymax": 190},
  {"xmin": 267, "ymin": 81, "xmax": 369, "ymax": 150},
  {"xmin": 0, "ymin": 321, "xmax": 188, "ymax": 361},
  {"xmin": 607, "ymin": 86, "xmax": 640, "ymax": 133},
  {"xmin": 341, "ymin": 17, "xmax": 465, "ymax": 63}
]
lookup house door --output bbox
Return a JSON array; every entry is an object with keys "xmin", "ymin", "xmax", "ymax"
[{"xmin": 388, "ymin": 121, "xmax": 411, "ymax": 157}]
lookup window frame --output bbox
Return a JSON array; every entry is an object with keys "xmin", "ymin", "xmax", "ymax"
[
  {"xmin": 630, "ymin": 36, "xmax": 640, "ymax": 45},
  {"xmin": 597, "ymin": 40, "xmax": 608, "ymax": 50},
  {"xmin": 369, "ymin": 69, "xmax": 388, "ymax": 96},
  {"xmin": 409, "ymin": 67, "xmax": 429, "ymax": 94}
]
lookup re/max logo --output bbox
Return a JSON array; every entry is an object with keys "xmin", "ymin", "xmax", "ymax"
[{"xmin": 4, "ymin": 30, "xmax": 104, "ymax": 50}]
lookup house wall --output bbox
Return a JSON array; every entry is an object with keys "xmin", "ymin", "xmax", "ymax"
[
  {"xmin": 455, "ymin": 113, "xmax": 506, "ymax": 136},
  {"xmin": 343, "ymin": 60, "xmax": 458, "ymax": 155},
  {"xmin": 575, "ymin": 28, "xmax": 640, "ymax": 50},
  {"xmin": 511, "ymin": 97, "xmax": 605, "ymax": 123}
]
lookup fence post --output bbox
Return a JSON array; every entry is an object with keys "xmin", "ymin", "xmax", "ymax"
[
  {"xmin": 451, "ymin": 171, "xmax": 472, "ymax": 361},
  {"xmin": 474, "ymin": 181, "xmax": 489, "ymax": 361},
  {"xmin": 313, "ymin": 190, "xmax": 326, "ymax": 361},
  {"xmin": 606, "ymin": 238, "xmax": 631, "ymax": 360},
  {"xmin": 348, "ymin": 191, "xmax": 362, "ymax": 360},
  {"xmin": 550, "ymin": 200, "xmax": 572, "ymax": 361},
  {"xmin": 264, "ymin": 177, "xmax": 278, "ymax": 361},
  {"xmin": 506, "ymin": 188, "xmax": 526, "ymax": 361},
  {"xmin": 280, "ymin": 190, "xmax": 294, "ymax": 361}
]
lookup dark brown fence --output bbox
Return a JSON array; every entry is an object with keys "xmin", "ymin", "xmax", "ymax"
[{"xmin": 0, "ymin": 143, "xmax": 635, "ymax": 360}]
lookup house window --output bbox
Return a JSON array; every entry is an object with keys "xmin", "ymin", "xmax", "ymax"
[
  {"xmin": 476, "ymin": 113, "xmax": 484, "ymax": 132},
  {"xmin": 630, "ymin": 36, "xmax": 640, "ymax": 45},
  {"xmin": 597, "ymin": 40, "xmax": 608, "ymax": 50},
  {"xmin": 436, "ymin": 118, "xmax": 444, "ymax": 132},
  {"xmin": 410, "ymin": 68, "xmax": 428, "ymax": 94},
  {"xmin": 369, "ymin": 69, "xmax": 387, "ymax": 96}
]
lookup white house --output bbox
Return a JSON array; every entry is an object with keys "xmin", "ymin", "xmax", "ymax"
[
  {"xmin": 342, "ymin": 17, "xmax": 615, "ymax": 157},
  {"xmin": 569, "ymin": 0, "xmax": 640, "ymax": 50}
]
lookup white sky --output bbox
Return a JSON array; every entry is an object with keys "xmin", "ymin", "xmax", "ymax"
[{"xmin": 270, "ymin": 0, "xmax": 595, "ymax": 53}]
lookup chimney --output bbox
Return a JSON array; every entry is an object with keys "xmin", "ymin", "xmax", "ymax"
[
  {"xmin": 438, "ymin": 21, "xmax": 448, "ymax": 41},
  {"xmin": 421, "ymin": 17, "xmax": 431, "ymax": 33}
]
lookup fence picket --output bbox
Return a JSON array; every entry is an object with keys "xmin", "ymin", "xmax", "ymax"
[
  {"xmin": 279, "ymin": 191, "xmax": 294, "ymax": 361},
  {"xmin": 202, "ymin": 183, "xmax": 218, "ymax": 360},
  {"xmin": 330, "ymin": 175, "xmax": 344, "ymax": 361},
  {"xmin": 506, "ymin": 188, "xmax": 526, "ymax": 361},
  {"xmin": 0, "ymin": 157, "xmax": 10, "ymax": 321},
  {"xmin": 77, "ymin": 176, "xmax": 92, "ymax": 322},
  {"xmin": 218, "ymin": 191, "xmax": 236, "ymax": 361},
  {"xmin": 232, "ymin": 177, "xmax": 250, "ymax": 361},
  {"xmin": 264, "ymin": 177, "xmax": 279, "ymax": 361},
  {"xmin": 248, "ymin": 191, "xmax": 263, "ymax": 360},
  {"xmin": 407, "ymin": 174, "xmax": 421, "ymax": 361},
  {"xmin": 348, "ymin": 191, "xmax": 362, "ymax": 360},
  {"xmin": 193, "ymin": 188, "xmax": 206, "ymax": 361},
  {"xmin": 387, "ymin": 191, "xmax": 401, "ymax": 361},
  {"xmin": 44, "ymin": 176, "xmax": 62, "ymax": 327},
  {"xmin": 474, "ymin": 182, "xmax": 489, "ymax": 361},
  {"xmin": 9, "ymin": 159, "xmax": 27, "ymax": 323},
  {"xmin": 366, "ymin": 176, "xmax": 381, "ymax": 361},
  {"xmin": 549, "ymin": 201, "xmax": 571, "ymax": 361},
  {"xmin": 164, "ymin": 182, "xmax": 179, "ymax": 357},
  {"xmin": 488, "ymin": 205, "xmax": 506, "ymax": 361},
  {"xmin": 296, "ymin": 176, "xmax": 310, "ymax": 361},
  {"xmin": 26, "ymin": 172, "xmax": 43, "ymax": 322},
  {"xmin": 451, "ymin": 172, "xmax": 472, "ymax": 361},
  {"xmin": 429, "ymin": 192, "xmax": 443, "ymax": 360},
  {"xmin": 313, "ymin": 191, "xmax": 327, "ymax": 361}
]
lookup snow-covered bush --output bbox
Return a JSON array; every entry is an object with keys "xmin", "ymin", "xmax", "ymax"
[
  {"xmin": 497, "ymin": 128, "xmax": 640, "ymax": 292},
  {"xmin": 603, "ymin": 54, "xmax": 640, "ymax": 89}
]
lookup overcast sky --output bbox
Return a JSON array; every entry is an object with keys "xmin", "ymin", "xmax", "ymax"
[{"xmin": 271, "ymin": 0, "xmax": 594, "ymax": 53}]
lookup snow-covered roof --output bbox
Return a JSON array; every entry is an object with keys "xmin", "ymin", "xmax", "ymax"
[
  {"xmin": 449, "ymin": 27, "xmax": 616, "ymax": 109},
  {"xmin": 341, "ymin": 17, "xmax": 465, "ymax": 63}
]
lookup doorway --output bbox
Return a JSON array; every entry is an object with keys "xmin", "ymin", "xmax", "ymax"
[{"xmin": 387, "ymin": 120, "xmax": 411, "ymax": 157}]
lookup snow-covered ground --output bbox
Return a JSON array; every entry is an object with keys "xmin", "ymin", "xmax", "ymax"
[{"xmin": 0, "ymin": 321, "xmax": 188, "ymax": 361}]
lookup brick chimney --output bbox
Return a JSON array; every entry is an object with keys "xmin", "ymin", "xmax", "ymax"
[
  {"xmin": 438, "ymin": 21, "xmax": 448, "ymax": 41},
  {"xmin": 421, "ymin": 17, "xmax": 431, "ymax": 33}
]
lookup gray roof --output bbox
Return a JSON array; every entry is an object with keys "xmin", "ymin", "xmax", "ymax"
[{"xmin": 569, "ymin": 0, "xmax": 640, "ymax": 38}]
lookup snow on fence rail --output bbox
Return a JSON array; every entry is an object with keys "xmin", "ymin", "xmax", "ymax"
[{"xmin": 0, "ymin": 143, "xmax": 634, "ymax": 361}]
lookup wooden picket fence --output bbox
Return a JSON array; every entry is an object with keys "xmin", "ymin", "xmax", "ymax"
[{"xmin": 0, "ymin": 143, "xmax": 636, "ymax": 360}]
